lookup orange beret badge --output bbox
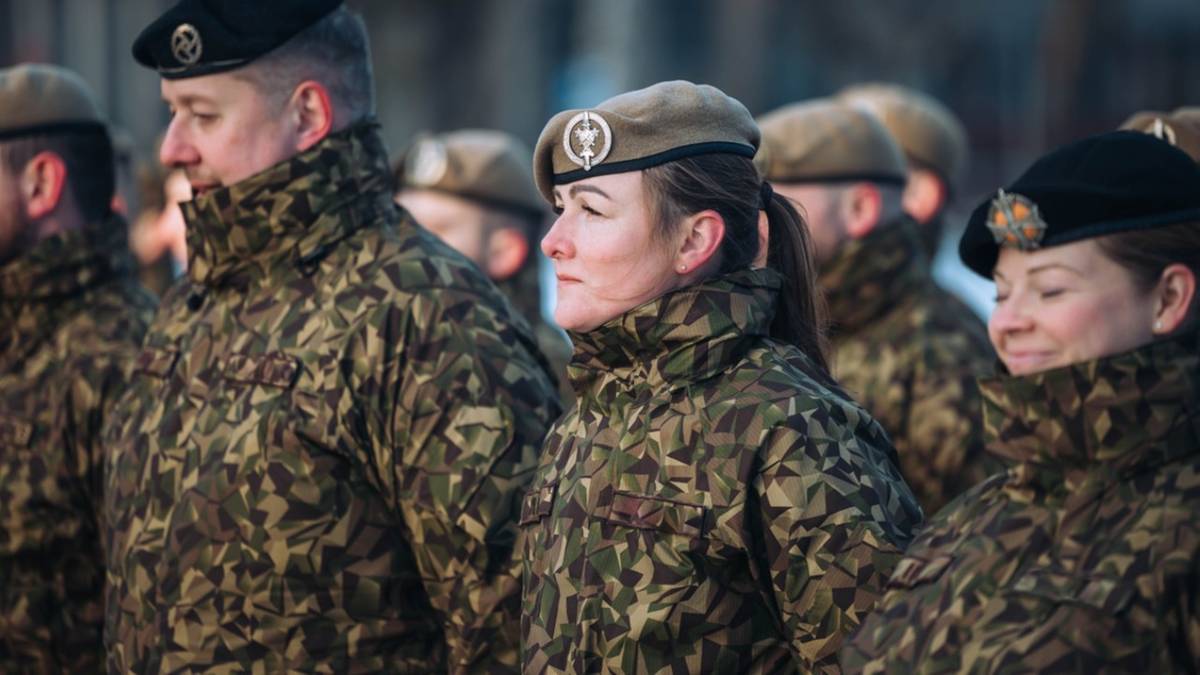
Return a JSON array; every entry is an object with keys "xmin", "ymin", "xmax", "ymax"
[{"xmin": 986, "ymin": 189, "xmax": 1046, "ymax": 250}]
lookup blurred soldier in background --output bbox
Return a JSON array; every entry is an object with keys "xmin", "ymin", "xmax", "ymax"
[
  {"xmin": 103, "ymin": 0, "xmax": 560, "ymax": 672},
  {"xmin": 838, "ymin": 82, "xmax": 969, "ymax": 260},
  {"xmin": 396, "ymin": 129, "xmax": 572, "ymax": 396},
  {"xmin": 757, "ymin": 99, "xmax": 997, "ymax": 514},
  {"xmin": 128, "ymin": 158, "xmax": 188, "ymax": 296},
  {"xmin": 0, "ymin": 63, "xmax": 154, "ymax": 672}
]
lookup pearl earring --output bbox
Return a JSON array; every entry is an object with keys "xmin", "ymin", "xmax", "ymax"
[
  {"xmin": 1155, "ymin": 320, "xmax": 1163, "ymax": 331},
  {"xmin": 678, "ymin": 264, "xmax": 688, "ymax": 273}
]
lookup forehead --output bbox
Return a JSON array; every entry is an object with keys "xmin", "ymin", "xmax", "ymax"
[
  {"xmin": 553, "ymin": 171, "xmax": 644, "ymax": 199},
  {"xmin": 993, "ymin": 238, "xmax": 1102, "ymax": 276},
  {"xmin": 160, "ymin": 70, "xmax": 258, "ymax": 105}
]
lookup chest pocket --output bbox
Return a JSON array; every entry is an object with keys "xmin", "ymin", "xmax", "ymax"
[{"xmin": 597, "ymin": 491, "xmax": 708, "ymax": 539}]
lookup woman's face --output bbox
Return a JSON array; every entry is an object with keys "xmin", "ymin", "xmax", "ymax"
[
  {"xmin": 541, "ymin": 171, "xmax": 682, "ymax": 332},
  {"xmin": 989, "ymin": 239, "xmax": 1158, "ymax": 375}
]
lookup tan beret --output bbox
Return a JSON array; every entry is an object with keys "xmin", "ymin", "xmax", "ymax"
[
  {"xmin": 1173, "ymin": 107, "xmax": 1200, "ymax": 123},
  {"xmin": 1119, "ymin": 110, "xmax": 1200, "ymax": 163},
  {"xmin": 755, "ymin": 98, "xmax": 907, "ymax": 185},
  {"xmin": 533, "ymin": 80, "xmax": 758, "ymax": 204},
  {"xmin": 398, "ymin": 129, "xmax": 544, "ymax": 217},
  {"xmin": 837, "ymin": 83, "xmax": 969, "ymax": 192},
  {"xmin": 0, "ymin": 63, "xmax": 106, "ymax": 140}
]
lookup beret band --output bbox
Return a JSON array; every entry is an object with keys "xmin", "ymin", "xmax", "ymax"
[
  {"xmin": 0, "ymin": 120, "xmax": 107, "ymax": 142},
  {"xmin": 552, "ymin": 140, "xmax": 755, "ymax": 186}
]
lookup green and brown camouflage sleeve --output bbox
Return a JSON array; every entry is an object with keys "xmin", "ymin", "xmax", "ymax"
[
  {"xmin": 751, "ymin": 419, "xmax": 910, "ymax": 673},
  {"xmin": 383, "ymin": 289, "xmax": 556, "ymax": 674}
]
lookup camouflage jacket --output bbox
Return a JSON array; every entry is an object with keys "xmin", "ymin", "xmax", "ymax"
[
  {"xmin": 520, "ymin": 268, "xmax": 923, "ymax": 674},
  {"xmin": 0, "ymin": 220, "xmax": 153, "ymax": 673},
  {"xmin": 103, "ymin": 122, "xmax": 562, "ymax": 674},
  {"xmin": 821, "ymin": 216, "xmax": 997, "ymax": 514},
  {"xmin": 843, "ymin": 331, "xmax": 1200, "ymax": 673}
]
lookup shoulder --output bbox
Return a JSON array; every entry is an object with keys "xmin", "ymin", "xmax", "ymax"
[{"xmin": 56, "ymin": 273, "xmax": 155, "ymax": 368}]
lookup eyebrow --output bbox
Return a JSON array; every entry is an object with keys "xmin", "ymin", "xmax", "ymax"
[
  {"xmin": 568, "ymin": 184, "xmax": 612, "ymax": 201},
  {"xmin": 165, "ymin": 93, "xmax": 218, "ymax": 107},
  {"xmin": 994, "ymin": 262, "xmax": 1083, "ymax": 282}
]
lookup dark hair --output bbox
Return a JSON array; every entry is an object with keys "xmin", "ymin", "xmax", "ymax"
[
  {"xmin": 0, "ymin": 129, "xmax": 115, "ymax": 222},
  {"xmin": 642, "ymin": 153, "xmax": 829, "ymax": 372},
  {"xmin": 1096, "ymin": 221, "xmax": 1200, "ymax": 321},
  {"xmin": 236, "ymin": 7, "xmax": 375, "ymax": 125}
]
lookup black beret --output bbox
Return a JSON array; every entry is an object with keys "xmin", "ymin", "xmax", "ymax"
[
  {"xmin": 132, "ymin": 0, "xmax": 343, "ymax": 79},
  {"xmin": 959, "ymin": 130, "xmax": 1200, "ymax": 277}
]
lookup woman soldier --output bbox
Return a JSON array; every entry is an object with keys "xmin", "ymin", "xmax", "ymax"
[
  {"xmin": 519, "ymin": 80, "xmax": 923, "ymax": 673},
  {"xmin": 843, "ymin": 131, "xmax": 1200, "ymax": 672}
]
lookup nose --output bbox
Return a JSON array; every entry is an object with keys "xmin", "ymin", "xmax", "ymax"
[
  {"xmin": 159, "ymin": 116, "xmax": 199, "ymax": 169},
  {"xmin": 988, "ymin": 292, "xmax": 1035, "ymax": 344},
  {"xmin": 540, "ymin": 215, "xmax": 575, "ymax": 260}
]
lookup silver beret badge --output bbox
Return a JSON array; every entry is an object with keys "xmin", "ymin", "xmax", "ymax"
[
  {"xmin": 563, "ymin": 111, "xmax": 613, "ymax": 171},
  {"xmin": 171, "ymin": 23, "xmax": 203, "ymax": 67}
]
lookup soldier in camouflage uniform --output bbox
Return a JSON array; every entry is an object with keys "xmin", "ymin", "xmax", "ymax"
[
  {"xmin": 757, "ymin": 100, "xmax": 997, "ymax": 515},
  {"xmin": 522, "ymin": 80, "xmax": 922, "ymax": 673},
  {"xmin": 0, "ymin": 64, "xmax": 154, "ymax": 672},
  {"xmin": 844, "ymin": 131, "xmax": 1200, "ymax": 672},
  {"xmin": 837, "ymin": 83, "xmax": 969, "ymax": 260},
  {"xmin": 103, "ymin": 2, "xmax": 560, "ymax": 672},
  {"xmin": 395, "ymin": 130, "xmax": 573, "ymax": 398}
]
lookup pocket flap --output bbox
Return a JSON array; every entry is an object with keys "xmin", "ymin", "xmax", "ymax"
[
  {"xmin": 1008, "ymin": 568, "xmax": 1135, "ymax": 613},
  {"xmin": 887, "ymin": 554, "xmax": 953, "ymax": 590},
  {"xmin": 224, "ymin": 353, "xmax": 300, "ymax": 388},
  {"xmin": 134, "ymin": 346, "xmax": 179, "ymax": 378},
  {"xmin": 602, "ymin": 491, "xmax": 706, "ymax": 538},
  {"xmin": 519, "ymin": 482, "xmax": 557, "ymax": 526}
]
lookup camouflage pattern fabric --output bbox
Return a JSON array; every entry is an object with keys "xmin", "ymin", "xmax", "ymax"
[
  {"xmin": 497, "ymin": 258, "xmax": 573, "ymax": 402},
  {"xmin": 820, "ymin": 216, "xmax": 998, "ymax": 514},
  {"xmin": 0, "ymin": 219, "xmax": 153, "ymax": 673},
  {"xmin": 102, "ymin": 121, "xmax": 562, "ymax": 674},
  {"xmin": 844, "ymin": 330, "xmax": 1200, "ymax": 673},
  {"xmin": 520, "ymin": 268, "xmax": 923, "ymax": 674}
]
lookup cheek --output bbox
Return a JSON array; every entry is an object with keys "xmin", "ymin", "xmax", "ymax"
[
  {"xmin": 575, "ymin": 225, "xmax": 665, "ymax": 294},
  {"xmin": 1047, "ymin": 292, "xmax": 1149, "ymax": 360}
]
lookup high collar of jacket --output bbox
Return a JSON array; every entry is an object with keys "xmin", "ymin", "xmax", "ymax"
[
  {"xmin": 979, "ymin": 330, "xmax": 1200, "ymax": 484},
  {"xmin": 183, "ymin": 120, "xmax": 397, "ymax": 288},
  {"xmin": 567, "ymin": 267, "xmax": 780, "ymax": 396},
  {"xmin": 820, "ymin": 214, "xmax": 928, "ymax": 335},
  {"xmin": 0, "ymin": 214, "xmax": 129, "ymax": 303}
]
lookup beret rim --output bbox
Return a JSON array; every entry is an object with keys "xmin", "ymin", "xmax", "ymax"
[
  {"xmin": 552, "ymin": 140, "xmax": 755, "ymax": 189},
  {"xmin": 0, "ymin": 120, "xmax": 107, "ymax": 141},
  {"xmin": 960, "ymin": 204, "xmax": 1200, "ymax": 277}
]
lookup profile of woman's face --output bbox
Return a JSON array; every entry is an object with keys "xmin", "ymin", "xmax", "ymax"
[
  {"xmin": 989, "ymin": 239, "xmax": 1158, "ymax": 375},
  {"xmin": 541, "ymin": 171, "xmax": 682, "ymax": 332}
]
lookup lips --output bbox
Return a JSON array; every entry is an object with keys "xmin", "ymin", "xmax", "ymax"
[{"xmin": 555, "ymin": 273, "xmax": 581, "ymax": 283}]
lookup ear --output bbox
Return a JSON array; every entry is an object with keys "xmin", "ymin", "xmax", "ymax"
[
  {"xmin": 290, "ymin": 81, "xmax": 334, "ymax": 152},
  {"xmin": 842, "ymin": 183, "xmax": 882, "ymax": 240},
  {"xmin": 902, "ymin": 169, "xmax": 947, "ymax": 225},
  {"xmin": 21, "ymin": 152, "xmax": 68, "ymax": 220},
  {"xmin": 485, "ymin": 227, "xmax": 530, "ymax": 281},
  {"xmin": 674, "ymin": 209, "xmax": 725, "ymax": 277},
  {"xmin": 1152, "ymin": 263, "xmax": 1196, "ymax": 335},
  {"xmin": 753, "ymin": 209, "xmax": 770, "ymax": 268}
]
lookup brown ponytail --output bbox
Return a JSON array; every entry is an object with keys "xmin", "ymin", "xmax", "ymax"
[{"xmin": 642, "ymin": 153, "xmax": 830, "ymax": 373}]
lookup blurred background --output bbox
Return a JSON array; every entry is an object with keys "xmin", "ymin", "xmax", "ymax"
[{"xmin": 2, "ymin": 0, "xmax": 1199, "ymax": 314}]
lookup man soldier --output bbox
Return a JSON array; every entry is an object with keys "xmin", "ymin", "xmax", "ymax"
[
  {"xmin": 838, "ymin": 83, "xmax": 969, "ymax": 259},
  {"xmin": 103, "ymin": 2, "xmax": 561, "ymax": 672},
  {"xmin": 395, "ymin": 130, "xmax": 572, "ymax": 396},
  {"xmin": 0, "ymin": 64, "xmax": 155, "ymax": 671},
  {"xmin": 757, "ymin": 99, "xmax": 996, "ymax": 514},
  {"xmin": 1120, "ymin": 108, "xmax": 1200, "ymax": 162}
]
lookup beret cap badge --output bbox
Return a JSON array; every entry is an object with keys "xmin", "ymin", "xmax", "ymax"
[
  {"xmin": 171, "ymin": 23, "xmax": 203, "ymax": 67},
  {"xmin": 405, "ymin": 136, "xmax": 449, "ymax": 187},
  {"xmin": 986, "ymin": 189, "xmax": 1046, "ymax": 251},
  {"xmin": 562, "ymin": 111, "xmax": 612, "ymax": 171}
]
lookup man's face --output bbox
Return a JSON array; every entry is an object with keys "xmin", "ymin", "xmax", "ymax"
[
  {"xmin": 159, "ymin": 71, "xmax": 299, "ymax": 196},
  {"xmin": 0, "ymin": 160, "xmax": 32, "ymax": 265},
  {"xmin": 396, "ymin": 189, "xmax": 490, "ymax": 265},
  {"xmin": 771, "ymin": 182, "xmax": 847, "ymax": 265}
]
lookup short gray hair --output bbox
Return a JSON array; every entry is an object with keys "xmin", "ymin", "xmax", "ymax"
[{"xmin": 236, "ymin": 7, "xmax": 375, "ymax": 126}]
